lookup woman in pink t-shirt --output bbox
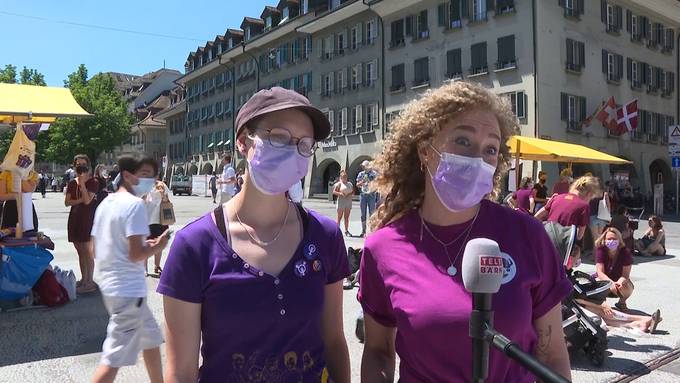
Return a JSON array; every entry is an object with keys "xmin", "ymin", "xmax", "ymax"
[{"xmin": 358, "ymin": 82, "xmax": 572, "ymax": 382}]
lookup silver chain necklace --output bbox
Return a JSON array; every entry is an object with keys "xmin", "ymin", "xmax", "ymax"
[
  {"xmin": 234, "ymin": 202, "xmax": 291, "ymax": 247},
  {"xmin": 419, "ymin": 207, "xmax": 480, "ymax": 277}
]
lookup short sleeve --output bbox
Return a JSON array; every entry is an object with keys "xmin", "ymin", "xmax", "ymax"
[
  {"xmin": 529, "ymin": 221, "xmax": 573, "ymax": 320},
  {"xmin": 125, "ymin": 200, "xmax": 150, "ymax": 238},
  {"xmin": 620, "ymin": 247, "xmax": 633, "ymax": 266},
  {"xmin": 357, "ymin": 245, "xmax": 397, "ymax": 327},
  {"xmin": 324, "ymin": 227, "xmax": 351, "ymax": 284},
  {"xmin": 594, "ymin": 246, "xmax": 607, "ymax": 265},
  {"xmin": 355, "ymin": 172, "xmax": 362, "ymax": 183},
  {"xmin": 157, "ymin": 229, "xmax": 206, "ymax": 303}
]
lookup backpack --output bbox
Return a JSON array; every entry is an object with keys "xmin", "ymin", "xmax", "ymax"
[{"xmin": 32, "ymin": 270, "xmax": 69, "ymax": 307}]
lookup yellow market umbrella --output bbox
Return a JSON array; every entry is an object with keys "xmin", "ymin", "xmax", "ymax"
[
  {"xmin": 0, "ymin": 83, "xmax": 91, "ymax": 124},
  {"xmin": 0, "ymin": 83, "xmax": 91, "ymax": 238}
]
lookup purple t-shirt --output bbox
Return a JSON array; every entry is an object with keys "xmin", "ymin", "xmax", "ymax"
[
  {"xmin": 512, "ymin": 188, "xmax": 534, "ymax": 213},
  {"xmin": 157, "ymin": 209, "xmax": 350, "ymax": 382},
  {"xmin": 595, "ymin": 245, "xmax": 633, "ymax": 281},
  {"xmin": 358, "ymin": 200, "xmax": 572, "ymax": 382}
]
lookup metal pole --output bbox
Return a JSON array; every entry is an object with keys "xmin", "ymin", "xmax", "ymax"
[{"xmin": 676, "ymin": 169, "xmax": 679, "ymax": 216}]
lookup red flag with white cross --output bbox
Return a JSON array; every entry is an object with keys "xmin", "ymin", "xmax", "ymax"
[
  {"xmin": 616, "ymin": 99, "xmax": 638, "ymax": 133},
  {"xmin": 595, "ymin": 96, "xmax": 617, "ymax": 131}
]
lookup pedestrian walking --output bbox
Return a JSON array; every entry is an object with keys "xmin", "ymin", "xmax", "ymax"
[
  {"xmin": 356, "ymin": 160, "xmax": 377, "ymax": 237},
  {"xmin": 143, "ymin": 168, "xmax": 171, "ymax": 277},
  {"xmin": 65, "ymin": 154, "xmax": 99, "ymax": 294},
  {"xmin": 358, "ymin": 81, "xmax": 572, "ymax": 382},
  {"xmin": 217, "ymin": 154, "xmax": 236, "ymax": 204},
  {"xmin": 333, "ymin": 170, "xmax": 354, "ymax": 236},
  {"xmin": 38, "ymin": 171, "xmax": 47, "ymax": 198},
  {"xmin": 91, "ymin": 156, "xmax": 168, "ymax": 383},
  {"xmin": 158, "ymin": 87, "xmax": 351, "ymax": 382},
  {"xmin": 51, "ymin": 176, "xmax": 58, "ymax": 192},
  {"xmin": 209, "ymin": 171, "xmax": 218, "ymax": 203}
]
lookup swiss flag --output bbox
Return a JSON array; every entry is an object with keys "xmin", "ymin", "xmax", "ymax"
[
  {"xmin": 595, "ymin": 97, "xmax": 617, "ymax": 131},
  {"xmin": 616, "ymin": 99, "xmax": 638, "ymax": 134}
]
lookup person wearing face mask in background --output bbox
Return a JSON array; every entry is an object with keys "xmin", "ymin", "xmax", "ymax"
[
  {"xmin": 358, "ymin": 82, "xmax": 572, "ymax": 382},
  {"xmin": 594, "ymin": 227, "xmax": 635, "ymax": 312},
  {"xmin": 65, "ymin": 154, "xmax": 100, "ymax": 294},
  {"xmin": 158, "ymin": 87, "xmax": 351, "ymax": 383},
  {"xmin": 532, "ymin": 171, "xmax": 549, "ymax": 212},
  {"xmin": 508, "ymin": 176, "xmax": 536, "ymax": 214},
  {"xmin": 91, "ymin": 156, "xmax": 169, "ymax": 383}
]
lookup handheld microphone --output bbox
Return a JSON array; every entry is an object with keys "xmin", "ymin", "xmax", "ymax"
[
  {"xmin": 461, "ymin": 238, "xmax": 504, "ymax": 383},
  {"xmin": 461, "ymin": 238, "xmax": 571, "ymax": 383}
]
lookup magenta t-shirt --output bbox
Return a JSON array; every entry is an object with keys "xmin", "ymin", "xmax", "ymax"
[
  {"xmin": 157, "ymin": 209, "xmax": 350, "ymax": 382},
  {"xmin": 358, "ymin": 200, "xmax": 572, "ymax": 382},
  {"xmin": 512, "ymin": 188, "xmax": 534, "ymax": 214},
  {"xmin": 595, "ymin": 245, "xmax": 633, "ymax": 281},
  {"xmin": 545, "ymin": 193, "xmax": 590, "ymax": 228}
]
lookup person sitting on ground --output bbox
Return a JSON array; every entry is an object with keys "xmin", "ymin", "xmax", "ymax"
[
  {"xmin": 551, "ymin": 168, "xmax": 573, "ymax": 195},
  {"xmin": 535, "ymin": 175, "xmax": 600, "ymax": 242},
  {"xmin": 508, "ymin": 176, "xmax": 536, "ymax": 214},
  {"xmin": 595, "ymin": 227, "xmax": 635, "ymax": 311},
  {"xmin": 544, "ymin": 222, "xmax": 662, "ymax": 333},
  {"xmin": 636, "ymin": 215, "xmax": 666, "ymax": 256}
]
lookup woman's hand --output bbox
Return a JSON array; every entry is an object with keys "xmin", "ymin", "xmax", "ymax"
[{"xmin": 601, "ymin": 302, "xmax": 614, "ymax": 319}]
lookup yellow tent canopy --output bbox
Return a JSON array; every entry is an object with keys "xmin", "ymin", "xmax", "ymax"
[
  {"xmin": 0, "ymin": 83, "xmax": 91, "ymax": 124},
  {"xmin": 507, "ymin": 136, "xmax": 632, "ymax": 165}
]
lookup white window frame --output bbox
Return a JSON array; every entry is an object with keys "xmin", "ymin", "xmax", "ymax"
[
  {"xmin": 351, "ymin": 26, "xmax": 359, "ymax": 50},
  {"xmin": 355, "ymin": 104, "xmax": 363, "ymax": 131},
  {"xmin": 339, "ymin": 107, "xmax": 348, "ymax": 133},
  {"xmin": 567, "ymin": 95, "xmax": 578, "ymax": 123},
  {"xmin": 632, "ymin": 60, "xmax": 639, "ymax": 86},
  {"xmin": 324, "ymin": 35, "xmax": 333, "ymax": 59},
  {"xmin": 631, "ymin": 15, "xmax": 638, "ymax": 37},
  {"xmin": 607, "ymin": 5, "xmax": 615, "ymax": 29},
  {"xmin": 337, "ymin": 70, "xmax": 346, "ymax": 90},
  {"xmin": 352, "ymin": 64, "xmax": 361, "ymax": 88},
  {"xmin": 607, "ymin": 53, "xmax": 616, "ymax": 81},
  {"xmin": 473, "ymin": 0, "xmax": 486, "ymax": 21},
  {"xmin": 366, "ymin": 19, "xmax": 377, "ymax": 43},
  {"xmin": 245, "ymin": 28, "xmax": 251, "ymax": 41},
  {"xmin": 328, "ymin": 109, "xmax": 335, "ymax": 135},
  {"xmin": 365, "ymin": 61, "xmax": 375, "ymax": 86},
  {"xmin": 370, "ymin": 103, "xmax": 379, "ymax": 127},
  {"xmin": 565, "ymin": 0, "xmax": 574, "ymax": 10},
  {"xmin": 337, "ymin": 31, "xmax": 347, "ymax": 53},
  {"xmin": 506, "ymin": 91, "xmax": 526, "ymax": 119}
]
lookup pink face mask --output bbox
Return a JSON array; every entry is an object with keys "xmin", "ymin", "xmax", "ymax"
[{"xmin": 247, "ymin": 136, "xmax": 309, "ymax": 195}]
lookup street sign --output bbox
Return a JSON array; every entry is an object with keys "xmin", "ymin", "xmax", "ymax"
[
  {"xmin": 673, "ymin": 156, "xmax": 680, "ymax": 169},
  {"xmin": 669, "ymin": 125, "xmax": 680, "ymax": 156}
]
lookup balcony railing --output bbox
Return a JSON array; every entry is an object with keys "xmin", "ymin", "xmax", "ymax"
[
  {"xmin": 389, "ymin": 39, "xmax": 405, "ymax": 49},
  {"xmin": 469, "ymin": 65, "xmax": 489, "ymax": 76},
  {"xmin": 565, "ymin": 62, "xmax": 582, "ymax": 73},
  {"xmin": 390, "ymin": 83, "xmax": 405, "ymax": 93},
  {"xmin": 495, "ymin": 59, "xmax": 517, "ymax": 71},
  {"xmin": 566, "ymin": 120, "xmax": 581, "ymax": 132},
  {"xmin": 563, "ymin": 7, "xmax": 579, "ymax": 19},
  {"xmin": 412, "ymin": 30, "xmax": 430, "ymax": 41}
]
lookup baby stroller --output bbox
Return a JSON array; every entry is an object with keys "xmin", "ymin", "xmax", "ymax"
[{"xmin": 544, "ymin": 222, "xmax": 610, "ymax": 366}]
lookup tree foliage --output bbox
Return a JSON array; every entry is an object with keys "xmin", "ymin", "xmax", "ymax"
[{"xmin": 46, "ymin": 64, "xmax": 132, "ymax": 164}]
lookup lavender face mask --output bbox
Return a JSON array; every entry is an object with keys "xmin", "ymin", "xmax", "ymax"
[
  {"xmin": 248, "ymin": 136, "xmax": 309, "ymax": 195},
  {"xmin": 427, "ymin": 147, "xmax": 496, "ymax": 212}
]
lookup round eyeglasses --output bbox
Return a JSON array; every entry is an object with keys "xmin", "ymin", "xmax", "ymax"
[{"xmin": 253, "ymin": 127, "xmax": 317, "ymax": 157}]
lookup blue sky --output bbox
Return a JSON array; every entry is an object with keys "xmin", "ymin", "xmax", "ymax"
[{"xmin": 0, "ymin": 0, "xmax": 271, "ymax": 86}]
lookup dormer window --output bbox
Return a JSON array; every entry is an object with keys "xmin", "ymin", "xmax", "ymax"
[
  {"xmin": 282, "ymin": 7, "xmax": 289, "ymax": 21},
  {"xmin": 245, "ymin": 28, "xmax": 251, "ymax": 41},
  {"xmin": 301, "ymin": 0, "xmax": 308, "ymax": 14},
  {"xmin": 228, "ymin": 38, "xmax": 234, "ymax": 49},
  {"xmin": 266, "ymin": 16, "xmax": 272, "ymax": 29}
]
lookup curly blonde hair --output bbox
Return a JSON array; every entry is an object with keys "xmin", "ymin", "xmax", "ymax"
[{"xmin": 370, "ymin": 81, "xmax": 519, "ymax": 230}]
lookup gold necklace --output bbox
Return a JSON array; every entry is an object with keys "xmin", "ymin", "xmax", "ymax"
[{"xmin": 234, "ymin": 202, "xmax": 291, "ymax": 247}]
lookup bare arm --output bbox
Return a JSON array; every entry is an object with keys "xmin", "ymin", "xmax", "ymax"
[
  {"xmin": 620, "ymin": 265, "xmax": 632, "ymax": 280},
  {"xmin": 332, "ymin": 183, "xmax": 343, "ymax": 197},
  {"xmin": 533, "ymin": 304, "xmax": 572, "ymax": 382},
  {"xmin": 163, "ymin": 296, "xmax": 201, "ymax": 383},
  {"xmin": 128, "ymin": 234, "xmax": 169, "ymax": 263},
  {"xmin": 652, "ymin": 229, "xmax": 664, "ymax": 246},
  {"xmin": 577, "ymin": 225, "xmax": 586, "ymax": 240},
  {"xmin": 22, "ymin": 179, "xmax": 37, "ymax": 193},
  {"xmin": 321, "ymin": 281, "xmax": 350, "ymax": 383},
  {"xmin": 79, "ymin": 180, "xmax": 95, "ymax": 205},
  {"xmin": 534, "ymin": 207, "xmax": 549, "ymax": 221},
  {"xmin": 595, "ymin": 262, "xmax": 612, "ymax": 282},
  {"xmin": 361, "ymin": 314, "xmax": 397, "ymax": 383},
  {"xmin": 0, "ymin": 181, "xmax": 16, "ymax": 201}
]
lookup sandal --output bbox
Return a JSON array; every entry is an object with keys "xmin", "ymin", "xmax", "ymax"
[
  {"xmin": 615, "ymin": 301, "xmax": 628, "ymax": 311},
  {"xmin": 650, "ymin": 309, "xmax": 662, "ymax": 333},
  {"xmin": 154, "ymin": 266, "xmax": 162, "ymax": 276}
]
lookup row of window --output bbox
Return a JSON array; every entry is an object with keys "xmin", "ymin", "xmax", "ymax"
[
  {"xmin": 389, "ymin": 0, "xmax": 515, "ymax": 49},
  {"xmin": 601, "ymin": 1, "xmax": 675, "ymax": 53},
  {"xmin": 183, "ymin": 130, "xmax": 233, "ymax": 157},
  {"xmin": 389, "ymin": 35, "xmax": 516, "ymax": 91},
  {"xmin": 560, "ymin": 92, "xmax": 674, "ymax": 143},
  {"xmin": 322, "ymin": 103, "xmax": 380, "ymax": 137},
  {"xmin": 187, "ymin": 100, "xmax": 233, "ymax": 126},
  {"xmin": 255, "ymin": 36, "xmax": 313, "ymax": 77},
  {"xmin": 321, "ymin": 60, "xmax": 378, "ymax": 97},
  {"xmin": 186, "ymin": 71, "xmax": 233, "ymax": 102},
  {"xmin": 168, "ymin": 118, "xmax": 186, "ymax": 135},
  {"xmin": 319, "ymin": 18, "xmax": 379, "ymax": 61}
]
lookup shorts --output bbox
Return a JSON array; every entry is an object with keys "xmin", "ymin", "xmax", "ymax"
[
  {"xmin": 100, "ymin": 296, "xmax": 164, "ymax": 368},
  {"xmin": 148, "ymin": 224, "xmax": 169, "ymax": 240},
  {"xmin": 589, "ymin": 216, "xmax": 608, "ymax": 228}
]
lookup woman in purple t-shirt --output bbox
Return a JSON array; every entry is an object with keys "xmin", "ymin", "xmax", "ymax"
[
  {"xmin": 594, "ymin": 227, "xmax": 635, "ymax": 311},
  {"xmin": 358, "ymin": 82, "xmax": 572, "ymax": 382},
  {"xmin": 158, "ymin": 88, "xmax": 350, "ymax": 383},
  {"xmin": 509, "ymin": 176, "xmax": 536, "ymax": 214}
]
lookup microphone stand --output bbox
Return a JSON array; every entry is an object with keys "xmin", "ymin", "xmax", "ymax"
[{"xmin": 470, "ymin": 293, "xmax": 571, "ymax": 383}]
